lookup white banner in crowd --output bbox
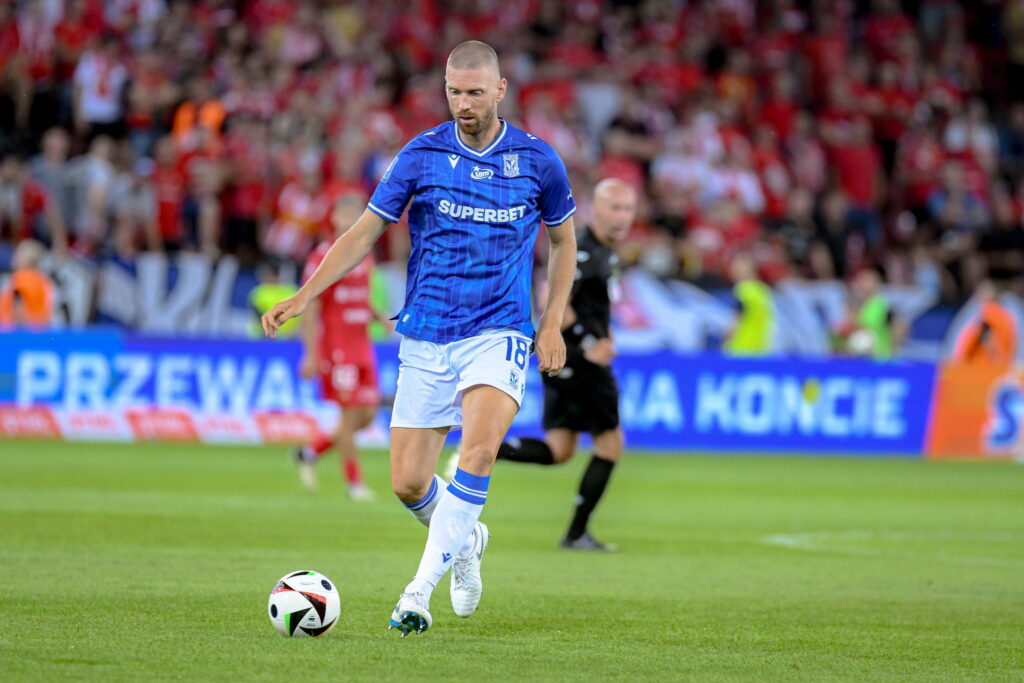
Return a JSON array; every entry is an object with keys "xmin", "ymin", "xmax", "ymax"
[{"xmin": 14, "ymin": 252, "xmax": 1023, "ymax": 359}]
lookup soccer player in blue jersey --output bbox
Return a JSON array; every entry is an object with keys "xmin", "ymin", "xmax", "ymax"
[{"xmin": 261, "ymin": 41, "xmax": 577, "ymax": 636}]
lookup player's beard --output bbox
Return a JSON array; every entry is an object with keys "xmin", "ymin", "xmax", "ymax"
[{"xmin": 452, "ymin": 107, "xmax": 495, "ymax": 138}]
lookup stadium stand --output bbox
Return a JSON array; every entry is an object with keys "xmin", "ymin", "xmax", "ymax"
[{"xmin": 0, "ymin": 0, "xmax": 1022, "ymax": 347}]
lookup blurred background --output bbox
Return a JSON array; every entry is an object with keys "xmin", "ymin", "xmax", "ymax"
[{"xmin": 1, "ymin": 0, "xmax": 1022, "ymax": 458}]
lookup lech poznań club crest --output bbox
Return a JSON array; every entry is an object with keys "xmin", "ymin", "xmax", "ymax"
[{"xmin": 502, "ymin": 153, "xmax": 519, "ymax": 177}]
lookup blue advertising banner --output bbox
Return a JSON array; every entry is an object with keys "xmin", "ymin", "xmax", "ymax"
[
  {"xmin": 0, "ymin": 330, "xmax": 320, "ymax": 413},
  {"xmin": 0, "ymin": 330, "xmax": 936, "ymax": 454},
  {"xmin": 604, "ymin": 353, "xmax": 936, "ymax": 454},
  {"xmin": 0, "ymin": 330, "xmax": 344, "ymax": 442}
]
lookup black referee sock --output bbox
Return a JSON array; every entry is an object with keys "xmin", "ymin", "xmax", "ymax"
[
  {"xmin": 497, "ymin": 438, "xmax": 556, "ymax": 465},
  {"xmin": 566, "ymin": 454, "xmax": 616, "ymax": 540}
]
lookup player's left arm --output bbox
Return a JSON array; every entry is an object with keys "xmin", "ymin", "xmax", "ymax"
[{"xmin": 536, "ymin": 218, "xmax": 576, "ymax": 376}]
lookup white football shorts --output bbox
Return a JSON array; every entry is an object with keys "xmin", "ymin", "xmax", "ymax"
[{"xmin": 390, "ymin": 328, "xmax": 532, "ymax": 429}]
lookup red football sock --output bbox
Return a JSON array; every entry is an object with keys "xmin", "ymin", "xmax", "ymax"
[
  {"xmin": 343, "ymin": 457, "xmax": 362, "ymax": 486},
  {"xmin": 309, "ymin": 433, "xmax": 333, "ymax": 458}
]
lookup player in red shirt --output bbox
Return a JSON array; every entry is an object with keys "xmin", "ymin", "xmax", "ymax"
[{"xmin": 293, "ymin": 194, "xmax": 385, "ymax": 500}]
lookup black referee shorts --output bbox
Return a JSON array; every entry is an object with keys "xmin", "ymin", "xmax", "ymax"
[{"xmin": 541, "ymin": 354, "xmax": 620, "ymax": 435}]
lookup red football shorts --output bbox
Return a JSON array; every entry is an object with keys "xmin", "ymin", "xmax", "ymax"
[{"xmin": 320, "ymin": 361, "xmax": 380, "ymax": 408}]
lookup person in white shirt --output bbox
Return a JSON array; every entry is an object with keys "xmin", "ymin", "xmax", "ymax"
[{"xmin": 72, "ymin": 34, "xmax": 129, "ymax": 140}]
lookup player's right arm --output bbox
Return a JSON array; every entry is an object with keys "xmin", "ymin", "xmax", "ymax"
[{"xmin": 261, "ymin": 209, "xmax": 388, "ymax": 338}]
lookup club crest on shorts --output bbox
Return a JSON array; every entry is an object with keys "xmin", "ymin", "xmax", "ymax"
[
  {"xmin": 509, "ymin": 370, "xmax": 520, "ymax": 390},
  {"xmin": 502, "ymin": 153, "xmax": 519, "ymax": 178}
]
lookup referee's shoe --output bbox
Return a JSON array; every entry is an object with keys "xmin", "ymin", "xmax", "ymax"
[{"xmin": 560, "ymin": 531, "xmax": 618, "ymax": 552}]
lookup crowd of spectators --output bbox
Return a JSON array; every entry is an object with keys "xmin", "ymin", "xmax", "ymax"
[{"xmin": 1, "ymin": 0, "xmax": 1024, "ymax": 306}]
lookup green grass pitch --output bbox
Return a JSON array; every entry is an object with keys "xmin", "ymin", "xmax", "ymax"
[{"xmin": 1, "ymin": 441, "xmax": 1022, "ymax": 681}]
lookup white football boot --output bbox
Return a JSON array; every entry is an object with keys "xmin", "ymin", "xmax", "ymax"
[
  {"xmin": 388, "ymin": 591, "xmax": 432, "ymax": 636},
  {"xmin": 450, "ymin": 521, "xmax": 489, "ymax": 617}
]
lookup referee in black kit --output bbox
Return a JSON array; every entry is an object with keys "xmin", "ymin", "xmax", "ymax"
[{"xmin": 495, "ymin": 178, "xmax": 636, "ymax": 551}]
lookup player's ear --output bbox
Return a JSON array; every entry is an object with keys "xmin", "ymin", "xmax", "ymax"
[{"xmin": 496, "ymin": 77, "xmax": 507, "ymax": 103}]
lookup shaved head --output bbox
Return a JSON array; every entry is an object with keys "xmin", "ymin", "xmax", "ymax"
[
  {"xmin": 594, "ymin": 178, "xmax": 635, "ymax": 203},
  {"xmin": 445, "ymin": 41, "xmax": 507, "ymax": 144},
  {"xmin": 446, "ymin": 40, "xmax": 501, "ymax": 77},
  {"xmin": 592, "ymin": 178, "xmax": 637, "ymax": 247}
]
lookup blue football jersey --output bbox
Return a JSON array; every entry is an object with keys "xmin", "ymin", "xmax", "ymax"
[{"xmin": 367, "ymin": 119, "xmax": 576, "ymax": 344}]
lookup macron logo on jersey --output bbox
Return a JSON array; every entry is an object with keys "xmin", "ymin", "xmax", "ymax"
[{"xmin": 438, "ymin": 199, "xmax": 526, "ymax": 223}]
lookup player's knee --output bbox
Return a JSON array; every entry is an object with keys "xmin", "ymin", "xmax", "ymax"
[
  {"xmin": 594, "ymin": 429, "xmax": 624, "ymax": 461},
  {"xmin": 544, "ymin": 431, "xmax": 578, "ymax": 464},
  {"xmin": 550, "ymin": 446, "xmax": 574, "ymax": 464},
  {"xmin": 353, "ymin": 407, "xmax": 376, "ymax": 431},
  {"xmin": 391, "ymin": 473, "xmax": 431, "ymax": 503}
]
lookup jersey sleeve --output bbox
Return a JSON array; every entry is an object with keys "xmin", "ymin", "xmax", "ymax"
[
  {"xmin": 538, "ymin": 147, "xmax": 576, "ymax": 226},
  {"xmin": 367, "ymin": 144, "xmax": 421, "ymax": 223}
]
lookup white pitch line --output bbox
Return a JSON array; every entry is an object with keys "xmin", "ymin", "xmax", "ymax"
[{"xmin": 761, "ymin": 530, "xmax": 1024, "ymax": 568}]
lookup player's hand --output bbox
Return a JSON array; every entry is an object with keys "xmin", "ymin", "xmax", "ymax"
[
  {"xmin": 261, "ymin": 293, "xmax": 308, "ymax": 338},
  {"xmin": 534, "ymin": 324, "xmax": 566, "ymax": 377},
  {"xmin": 299, "ymin": 353, "xmax": 318, "ymax": 379},
  {"xmin": 583, "ymin": 338, "xmax": 616, "ymax": 367}
]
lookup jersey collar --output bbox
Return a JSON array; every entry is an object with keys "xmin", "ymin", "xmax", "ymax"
[{"xmin": 452, "ymin": 118, "xmax": 508, "ymax": 157}]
